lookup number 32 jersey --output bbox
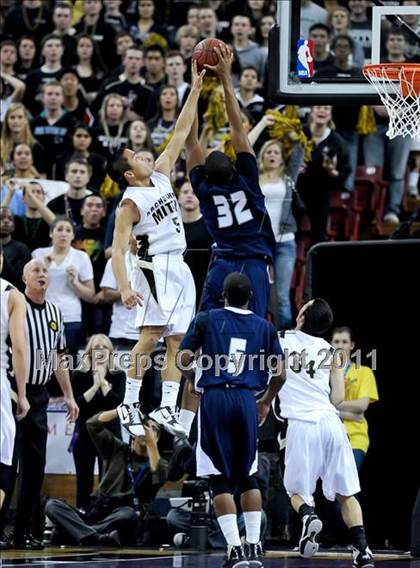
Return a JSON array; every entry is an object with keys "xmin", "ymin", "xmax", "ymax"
[
  {"xmin": 278, "ymin": 330, "xmax": 339, "ymax": 423},
  {"xmin": 190, "ymin": 153, "xmax": 276, "ymax": 262},
  {"xmin": 121, "ymin": 171, "xmax": 186, "ymax": 256}
]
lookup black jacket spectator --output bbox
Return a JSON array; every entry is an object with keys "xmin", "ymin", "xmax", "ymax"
[{"xmin": 4, "ymin": 3, "xmax": 53, "ymax": 43}]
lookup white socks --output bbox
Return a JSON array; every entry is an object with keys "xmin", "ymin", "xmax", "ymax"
[
  {"xmin": 178, "ymin": 409, "xmax": 195, "ymax": 437},
  {"xmin": 161, "ymin": 381, "xmax": 180, "ymax": 408},
  {"xmin": 123, "ymin": 377, "xmax": 142, "ymax": 404},
  {"xmin": 243, "ymin": 511, "xmax": 261, "ymax": 544},
  {"xmin": 217, "ymin": 514, "xmax": 241, "ymax": 547}
]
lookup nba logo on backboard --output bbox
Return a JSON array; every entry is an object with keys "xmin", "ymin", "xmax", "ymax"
[{"xmin": 297, "ymin": 39, "xmax": 314, "ymax": 78}]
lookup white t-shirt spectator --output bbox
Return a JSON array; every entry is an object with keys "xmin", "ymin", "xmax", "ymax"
[
  {"xmin": 100, "ymin": 253, "xmax": 138, "ymax": 341},
  {"xmin": 32, "ymin": 246, "xmax": 93, "ymax": 323},
  {"xmin": 300, "ymin": 1, "xmax": 328, "ymax": 38}
]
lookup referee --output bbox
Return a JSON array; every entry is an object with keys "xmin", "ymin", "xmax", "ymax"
[{"xmin": 13, "ymin": 259, "xmax": 79, "ymax": 550}]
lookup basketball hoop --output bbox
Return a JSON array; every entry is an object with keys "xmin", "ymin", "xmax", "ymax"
[{"xmin": 363, "ymin": 63, "xmax": 420, "ymax": 141}]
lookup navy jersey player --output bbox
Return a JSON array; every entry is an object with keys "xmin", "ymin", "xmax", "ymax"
[
  {"xmin": 185, "ymin": 43, "xmax": 276, "ymax": 318},
  {"xmin": 178, "ymin": 273, "xmax": 286, "ymax": 568}
]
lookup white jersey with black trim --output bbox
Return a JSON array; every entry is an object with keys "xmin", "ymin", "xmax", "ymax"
[
  {"xmin": 121, "ymin": 171, "xmax": 186, "ymax": 257},
  {"xmin": 0, "ymin": 277, "xmax": 13, "ymax": 374},
  {"xmin": 278, "ymin": 330, "xmax": 338, "ymax": 423}
]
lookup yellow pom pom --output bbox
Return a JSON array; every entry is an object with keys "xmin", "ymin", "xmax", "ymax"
[
  {"xmin": 265, "ymin": 109, "xmax": 313, "ymax": 163},
  {"xmin": 100, "ymin": 175, "xmax": 120, "ymax": 200},
  {"xmin": 142, "ymin": 33, "xmax": 168, "ymax": 51},
  {"xmin": 357, "ymin": 106, "xmax": 376, "ymax": 136}
]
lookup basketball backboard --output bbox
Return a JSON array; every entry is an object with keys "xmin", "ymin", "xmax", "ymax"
[{"xmin": 269, "ymin": 0, "xmax": 420, "ymax": 104}]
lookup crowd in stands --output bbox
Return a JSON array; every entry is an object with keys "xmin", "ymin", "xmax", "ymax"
[{"xmin": 0, "ymin": 0, "xmax": 415, "ymax": 551}]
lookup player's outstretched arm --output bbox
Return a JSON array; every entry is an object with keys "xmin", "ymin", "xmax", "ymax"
[
  {"xmin": 9, "ymin": 289, "xmax": 29, "ymax": 420},
  {"xmin": 185, "ymin": 111, "xmax": 205, "ymax": 172},
  {"xmin": 111, "ymin": 202, "xmax": 143, "ymax": 309},
  {"xmin": 155, "ymin": 61, "xmax": 205, "ymax": 177},
  {"xmin": 330, "ymin": 355, "xmax": 345, "ymax": 407},
  {"xmin": 205, "ymin": 44, "xmax": 254, "ymax": 156}
]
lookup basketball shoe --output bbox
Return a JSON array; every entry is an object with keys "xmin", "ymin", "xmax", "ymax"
[
  {"xmin": 222, "ymin": 545, "xmax": 250, "ymax": 567},
  {"xmin": 352, "ymin": 545, "xmax": 375, "ymax": 567},
  {"xmin": 117, "ymin": 402, "xmax": 145, "ymax": 437},
  {"xmin": 244, "ymin": 541, "xmax": 264, "ymax": 567},
  {"xmin": 148, "ymin": 406, "xmax": 187, "ymax": 437},
  {"xmin": 299, "ymin": 514, "xmax": 323, "ymax": 558}
]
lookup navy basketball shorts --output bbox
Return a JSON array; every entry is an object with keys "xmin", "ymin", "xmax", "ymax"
[
  {"xmin": 196, "ymin": 386, "xmax": 258, "ymax": 480},
  {"xmin": 201, "ymin": 257, "xmax": 270, "ymax": 317}
]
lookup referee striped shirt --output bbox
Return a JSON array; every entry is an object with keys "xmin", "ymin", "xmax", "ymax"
[{"xmin": 25, "ymin": 296, "xmax": 66, "ymax": 386}]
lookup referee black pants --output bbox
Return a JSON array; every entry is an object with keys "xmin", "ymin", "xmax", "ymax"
[{"xmin": 14, "ymin": 385, "xmax": 49, "ymax": 539}]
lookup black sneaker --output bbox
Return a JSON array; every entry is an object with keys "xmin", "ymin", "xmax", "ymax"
[
  {"xmin": 222, "ymin": 545, "xmax": 250, "ymax": 567},
  {"xmin": 352, "ymin": 545, "xmax": 374, "ymax": 567},
  {"xmin": 14, "ymin": 533, "xmax": 44, "ymax": 550},
  {"xmin": 299, "ymin": 514, "xmax": 323, "ymax": 558},
  {"xmin": 98, "ymin": 530, "xmax": 121, "ymax": 548},
  {"xmin": 0, "ymin": 532, "xmax": 11, "ymax": 550},
  {"xmin": 244, "ymin": 541, "xmax": 263, "ymax": 567}
]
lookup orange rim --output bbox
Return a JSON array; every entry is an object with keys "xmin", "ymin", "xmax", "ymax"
[{"xmin": 363, "ymin": 63, "xmax": 420, "ymax": 96}]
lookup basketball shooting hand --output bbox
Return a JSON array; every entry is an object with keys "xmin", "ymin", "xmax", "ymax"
[
  {"xmin": 16, "ymin": 395, "xmax": 30, "ymax": 421},
  {"xmin": 191, "ymin": 60, "xmax": 206, "ymax": 91},
  {"xmin": 257, "ymin": 400, "xmax": 270, "ymax": 427},
  {"xmin": 121, "ymin": 287, "xmax": 144, "ymax": 309},
  {"xmin": 204, "ymin": 44, "xmax": 233, "ymax": 79}
]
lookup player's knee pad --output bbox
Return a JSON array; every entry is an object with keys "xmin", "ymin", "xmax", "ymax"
[
  {"xmin": 238, "ymin": 474, "xmax": 259, "ymax": 494},
  {"xmin": 209, "ymin": 475, "xmax": 234, "ymax": 497}
]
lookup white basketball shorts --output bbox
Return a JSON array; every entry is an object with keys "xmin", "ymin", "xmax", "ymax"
[
  {"xmin": 1, "ymin": 372, "xmax": 16, "ymax": 466},
  {"xmin": 131, "ymin": 252, "xmax": 196, "ymax": 337},
  {"xmin": 283, "ymin": 413, "xmax": 360, "ymax": 505}
]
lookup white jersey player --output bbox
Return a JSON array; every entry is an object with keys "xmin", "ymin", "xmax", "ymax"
[
  {"xmin": 0, "ymin": 252, "xmax": 29, "ymax": 508},
  {"xmin": 109, "ymin": 61, "xmax": 206, "ymax": 438},
  {"xmin": 278, "ymin": 299, "xmax": 374, "ymax": 568}
]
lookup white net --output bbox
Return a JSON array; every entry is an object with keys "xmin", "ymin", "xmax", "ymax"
[{"xmin": 363, "ymin": 64, "xmax": 420, "ymax": 142}]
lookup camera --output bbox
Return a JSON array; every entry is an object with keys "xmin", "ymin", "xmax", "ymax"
[{"xmin": 182, "ymin": 480, "xmax": 209, "ymax": 550}]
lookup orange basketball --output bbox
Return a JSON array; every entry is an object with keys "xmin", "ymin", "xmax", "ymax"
[{"xmin": 192, "ymin": 38, "xmax": 227, "ymax": 72}]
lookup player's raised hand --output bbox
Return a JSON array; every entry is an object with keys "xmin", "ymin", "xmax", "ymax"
[
  {"xmin": 191, "ymin": 60, "xmax": 206, "ymax": 91},
  {"xmin": 204, "ymin": 43, "xmax": 233, "ymax": 79},
  {"xmin": 121, "ymin": 287, "xmax": 144, "ymax": 309}
]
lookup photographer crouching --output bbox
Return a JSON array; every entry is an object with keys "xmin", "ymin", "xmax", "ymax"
[{"xmin": 44, "ymin": 409, "xmax": 168, "ymax": 546}]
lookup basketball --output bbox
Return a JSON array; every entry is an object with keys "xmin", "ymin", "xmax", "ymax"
[{"xmin": 192, "ymin": 38, "xmax": 227, "ymax": 72}]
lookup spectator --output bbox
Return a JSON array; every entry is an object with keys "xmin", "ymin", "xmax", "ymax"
[
  {"xmin": 297, "ymin": 105, "xmax": 351, "ymax": 243},
  {"xmin": 100, "ymin": 236, "xmax": 138, "ymax": 350},
  {"xmin": 198, "ymin": 6, "xmax": 219, "ymax": 40},
  {"xmin": 328, "ymin": 7, "xmax": 365, "ymax": 68},
  {"xmin": 363, "ymin": 103, "xmax": 412, "ymax": 224},
  {"xmin": 257, "ymin": 133, "xmax": 304, "ymax": 330},
  {"xmin": 8, "ymin": 143, "xmax": 44, "ymax": 181},
  {"xmin": 401, "ymin": 0, "xmax": 420, "ymax": 61},
  {"xmin": 70, "ymin": 335, "xmax": 125, "ymax": 510},
  {"xmin": 0, "ymin": 206, "xmax": 31, "ymax": 290},
  {"xmin": 318, "ymin": 35, "xmax": 363, "ymax": 78},
  {"xmin": 0, "ymin": 73, "xmax": 26, "ymax": 124},
  {"xmin": 309, "ymin": 23, "xmax": 335, "ymax": 72},
  {"xmin": 127, "ymin": 119, "xmax": 155, "ymax": 154},
  {"xmin": 31, "ymin": 81, "xmax": 76, "ymax": 176},
  {"xmin": 178, "ymin": 180, "xmax": 213, "ymax": 309},
  {"xmin": 13, "ymin": 181, "xmax": 55, "ymax": 251},
  {"xmin": 16, "ymin": 36, "xmax": 39, "ymax": 81},
  {"xmin": 53, "ymin": 125, "xmax": 106, "ymax": 190},
  {"xmin": 166, "ymin": 51, "xmax": 191, "ymax": 108},
  {"xmin": 331, "ymin": 326, "xmax": 379, "ymax": 472},
  {"xmin": 384, "ymin": 29, "xmax": 410, "ymax": 63},
  {"xmin": 1, "ymin": 103, "xmax": 48, "ymax": 176},
  {"xmin": 92, "ymin": 94, "xmax": 128, "ymax": 162},
  {"xmin": 235, "ymin": 66, "xmax": 265, "ymax": 125},
  {"xmin": 0, "ymin": 177, "xmax": 26, "ymax": 218},
  {"xmin": 300, "ymin": 0, "xmax": 328, "ymax": 39},
  {"xmin": 244, "ymin": 0, "xmax": 270, "ymax": 27},
  {"xmin": 115, "ymin": 31, "xmax": 135, "ymax": 61},
  {"xmin": 51, "ymin": 3, "xmax": 77, "ymax": 66},
  {"xmin": 4, "ymin": 0, "xmax": 53, "ymax": 44},
  {"xmin": 32, "ymin": 217, "xmax": 95, "ymax": 359},
  {"xmin": 143, "ymin": 45, "xmax": 166, "ymax": 93},
  {"xmin": 45, "ymin": 410, "xmax": 167, "ymax": 546},
  {"xmin": 60, "ymin": 69, "xmax": 93, "ymax": 126},
  {"xmin": 187, "ymin": 6, "xmax": 200, "ymax": 29},
  {"xmin": 48, "ymin": 157, "xmax": 94, "ymax": 225},
  {"xmin": 74, "ymin": 0, "xmax": 117, "ymax": 71},
  {"xmin": 175, "ymin": 24, "xmax": 200, "ymax": 62},
  {"xmin": 231, "ymin": 15, "xmax": 267, "ymax": 80},
  {"xmin": 129, "ymin": 0, "xmax": 168, "ymax": 44},
  {"xmin": 73, "ymin": 34, "xmax": 106, "ymax": 104},
  {"xmin": 24, "ymin": 34, "xmax": 64, "ymax": 116},
  {"xmin": 0, "ymin": 40, "xmax": 18, "ymax": 76},
  {"xmin": 103, "ymin": 0, "xmax": 128, "ymax": 34},
  {"xmin": 94, "ymin": 46, "xmax": 156, "ymax": 122},
  {"xmin": 347, "ymin": 0, "xmax": 372, "ymax": 63},
  {"xmin": 148, "ymin": 85, "xmax": 179, "ymax": 149},
  {"xmin": 255, "ymin": 14, "xmax": 276, "ymax": 56}
]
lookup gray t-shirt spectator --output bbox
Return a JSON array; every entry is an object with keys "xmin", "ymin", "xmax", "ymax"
[
  {"xmin": 235, "ymin": 42, "xmax": 267, "ymax": 80},
  {"xmin": 300, "ymin": 1, "xmax": 328, "ymax": 38}
]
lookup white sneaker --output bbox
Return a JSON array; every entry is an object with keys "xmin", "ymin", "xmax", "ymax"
[
  {"xmin": 148, "ymin": 406, "xmax": 187, "ymax": 438},
  {"xmin": 299, "ymin": 514, "xmax": 323, "ymax": 558},
  {"xmin": 117, "ymin": 402, "xmax": 145, "ymax": 437},
  {"xmin": 383, "ymin": 213, "xmax": 400, "ymax": 224}
]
